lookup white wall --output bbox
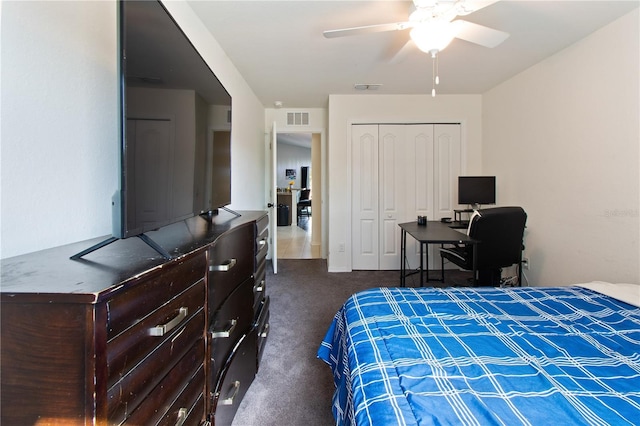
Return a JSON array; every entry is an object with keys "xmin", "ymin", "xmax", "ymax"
[
  {"xmin": 327, "ymin": 94, "xmax": 483, "ymax": 272},
  {"xmin": 276, "ymin": 143, "xmax": 311, "ymax": 189},
  {"xmin": 1, "ymin": 0, "xmax": 266, "ymax": 259},
  {"xmin": 483, "ymin": 10, "xmax": 640, "ymax": 285},
  {"xmin": 1, "ymin": 1, "xmax": 118, "ymax": 259}
]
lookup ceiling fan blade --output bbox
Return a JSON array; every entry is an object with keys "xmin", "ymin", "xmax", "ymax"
[
  {"xmin": 451, "ymin": 19, "xmax": 509, "ymax": 48},
  {"xmin": 323, "ymin": 22, "xmax": 413, "ymax": 38}
]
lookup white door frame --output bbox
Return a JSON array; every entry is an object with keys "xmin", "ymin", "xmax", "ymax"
[
  {"xmin": 269, "ymin": 122, "xmax": 278, "ymax": 273},
  {"xmin": 273, "ymin": 127, "xmax": 327, "ymax": 259}
]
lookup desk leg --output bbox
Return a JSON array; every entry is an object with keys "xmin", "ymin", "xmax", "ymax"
[
  {"xmin": 424, "ymin": 243, "xmax": 429, "ymax": 286},
  {"xmin": 440, "ymin": 243, "xmax": 445, "ymax": 282},
  {"xmin": 472, "ymin": 244, "xmax": 477, "ymax": 286},
  {"xmin": 419, "ymin": 242, "xmax": 424, "ymax": 287},
  {"xmin": 400, "ymin": 230, "xmax": 406, "ymax": 287}
]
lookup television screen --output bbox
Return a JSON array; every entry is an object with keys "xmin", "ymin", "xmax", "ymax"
[
  {"xmin": 116, "ymin": 0, "xmax": 232, "ymax": 239},
  {"xmin": 458, "ymin": 176, "xmax": 496, "ymax": 206}
]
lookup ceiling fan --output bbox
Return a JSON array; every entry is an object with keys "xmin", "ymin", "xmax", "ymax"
[{"xmin": 323, "ymin": 0, "xmax": 509, "ymax": 95}]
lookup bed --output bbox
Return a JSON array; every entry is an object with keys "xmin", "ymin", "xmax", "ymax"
[{"xmin": 317, "ymin": 283, "xmax": 640, "ymax": 425}]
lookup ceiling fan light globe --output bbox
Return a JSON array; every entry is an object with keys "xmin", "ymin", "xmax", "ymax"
[
  {"xmin": 414, "ymin": 0, "xmax": 436, "ymax": 7},
  {"xmin": 410, "ymin": 22, "xmax": 456, "ymax": 53}
]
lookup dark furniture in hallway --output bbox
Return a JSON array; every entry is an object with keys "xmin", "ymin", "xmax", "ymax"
[{"xmin": 297, "ymin": 189, "xmax": 311, "ymax": 219}]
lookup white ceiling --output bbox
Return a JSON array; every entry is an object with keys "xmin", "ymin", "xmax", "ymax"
[
  {"xmin": 278, "ymin": 132, "xmax": 313, "ymax": 148},
  {"xmin": 188, "ymin": 1, "xmax": 638, "ymax": 108}
]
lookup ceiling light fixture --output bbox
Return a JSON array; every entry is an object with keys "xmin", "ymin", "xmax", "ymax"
[
  {"xmin": 410, "ymin": 21, "xmax": 456, "ymax": 97},
  {"xmin": 324, "ymin": 0, "xmax": 510, "ymax": 98},
  {"xmin": 410, "ymin": 20, "xmax": 456, "ymax": 54},
  {"xmin": 410, "ymin": 19, "xmax": 456, "ymax": 97}
]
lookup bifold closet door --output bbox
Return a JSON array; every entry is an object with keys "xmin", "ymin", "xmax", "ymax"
[
  {"xmin": 351, "ymin": 124, "xmax": 439, "ymax": 270},
  {"xmin": 403, "ymin": 124, "xmax": 436, "ymax": 270},
  {"xmin": 351, "ymin": 124, "xmax": 380, "ymax": 270},
  {"xmin": 378, "ymin": 125, "xmax": 407, "ymax": 270}
]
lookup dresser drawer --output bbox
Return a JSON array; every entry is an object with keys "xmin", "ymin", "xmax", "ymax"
[
  {"xmin": 107, "ymin": 302, "xmax": 205, "ymax": 423},
  {"xmin": 256, "ymin": 296, "xmax": 270, "ymax": 370},
  {"xmin": 212, "ymin": 333, "xmax": 257, "ymax": 426},
  {"xmin": 255, "ymin": 225, "xmax": 268, "ymax": 269},
  {"xmin": 107, "ymin": 252, "xmax": 207, "ymax": 339},
  {"xmin": 161, "ymin": 378, "xmax": 206, "ymax": 426},
  {"xmin": 253, "ymin": 260, "xmax": 266, "ymax": 314},
  {"xmin": 256, "ymin": 214, "xmax": 269, "ymax": 238},
  {"xmin": 209, "ymin": 277, "xmax": 254, "ymax": 385},
  {"xmin": 107, "ymin": 279, "xmax": 205, "ymax": 389},
  {"xmin": 124, "ymin": 342, "xmax": 206, "ymax": 425},
  {"xmin": 209, "ymin": 223, "xmax": 254, "ymax": 313}
]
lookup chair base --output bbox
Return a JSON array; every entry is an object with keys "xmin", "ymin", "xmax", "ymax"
[{"xmin": 472, "ymin": 268, "xmax": 502, "ymax": 286}]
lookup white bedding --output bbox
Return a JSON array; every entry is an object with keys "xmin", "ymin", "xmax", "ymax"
[{"xmin": 577, "ymin": 281, "xmax": 640, "ymax": 308}]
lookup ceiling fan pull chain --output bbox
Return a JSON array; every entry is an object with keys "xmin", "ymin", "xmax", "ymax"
[
  {"xmin": 431, "ymin": 50, "xmax": 438, "ymax": 97},
  {"xmin": 431, "ymin": 54, "xmax": 436, "ymax": 97}
]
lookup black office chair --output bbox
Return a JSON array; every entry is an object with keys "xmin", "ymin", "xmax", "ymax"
[
  {"xmin": 297, "ymin": 189, "xmax": 311, "ymax": 219},
  {"xmin": 440, "ymin": 206, "xmax": 527, "ymax": 286}
]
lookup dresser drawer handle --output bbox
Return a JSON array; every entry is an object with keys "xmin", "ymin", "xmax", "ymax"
[
  {"xmin": 210, "ymin": 318, "xmax": 237, "ymax": 339},
  {"xmin": 175, "ymin": 407, "xmax": 188, "ymax": 426},
  {"xmin": 260, "ymin": 322, "xmax": 270, "ymax": 339},
  {"xmin": 221, "ymin": 380, "xmax": 241, "ymax": 406},
  {"xmin": 209, "ymin": 258, "xmax": 237, "ymax": 272},
  {"xmin": 258, "ymin": 239, "xmax": 267, "ymax": 247},
  {"xmin": 149, "ymin": 307, "xmax": 188, "ymax": 337},
  {"xmin": 254, "ymin": 280, "xmax": 265, "ymax": 292}
]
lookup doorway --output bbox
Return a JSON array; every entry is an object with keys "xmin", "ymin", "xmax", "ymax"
[{"xmin": 276, "ymin": 132, "xmax": 321, "ymax": 259}]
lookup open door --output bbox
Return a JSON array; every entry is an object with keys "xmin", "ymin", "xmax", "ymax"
[{"xmin": 269, "ymin": 122, "xmax": 278, "ymax": 274}]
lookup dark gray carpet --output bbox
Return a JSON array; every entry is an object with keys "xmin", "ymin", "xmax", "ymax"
[{"xmin": 230, "ymin": 259, "xmax": 472, "ymax": 426}]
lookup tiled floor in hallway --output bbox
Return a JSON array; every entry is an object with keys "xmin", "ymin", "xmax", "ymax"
[{"xmin": 276, "ymin": 217, "xmax": 317, "ymax": 259}]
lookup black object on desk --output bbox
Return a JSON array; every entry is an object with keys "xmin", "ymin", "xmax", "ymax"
[{"xmin": 399, "ymin": 221, "xmax": 478, "ymax": 287}]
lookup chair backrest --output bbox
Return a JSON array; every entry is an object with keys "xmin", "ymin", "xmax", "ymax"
[
  {"xmin": 468, "ymin": 206, "xmax": 527, "ymax": 269},
  {"xmin": 299, "ymin": 189, "xmax": 311, "ymax": 201}
]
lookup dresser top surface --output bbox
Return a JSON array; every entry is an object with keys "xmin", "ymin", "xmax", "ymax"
[{"xmin": 1, "ymin": 211, "xmax": 267, "ymax": 301}]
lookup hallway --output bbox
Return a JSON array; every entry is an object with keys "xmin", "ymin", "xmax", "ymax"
[{"xmin": 276, "ymin": 217, "xmax": 317, "ymax": 259}]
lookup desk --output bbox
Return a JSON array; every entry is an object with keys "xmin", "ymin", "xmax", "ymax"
[
  {"xmin": 278, "ymin": 190, "xmax": 300, "ymax": 226},
  {"xmin": 399, "ymin": 221, "xmax": 478, "ymax": 287}
]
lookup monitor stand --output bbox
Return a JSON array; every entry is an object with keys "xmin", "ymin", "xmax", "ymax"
[{"xmin": 70, "ymin": 234, "xmax": 172, "ymax": 260}]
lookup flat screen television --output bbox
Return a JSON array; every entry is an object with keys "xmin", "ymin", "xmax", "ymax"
[
  {"xmin": 458, "ymin": 176, "xmax": 496, "ymax": 207},
  {"xmin": 72, "ymin": 0, "xmax": 232, "ymax": 259}
]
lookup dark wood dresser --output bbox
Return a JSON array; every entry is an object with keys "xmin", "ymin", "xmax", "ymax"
[{"xmin": 0, "ymin": 211, "xmax": 269, "ymax": 426}]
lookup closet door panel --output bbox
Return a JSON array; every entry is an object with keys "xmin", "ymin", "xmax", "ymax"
[
  {"xmin": 352, "ymin": 125, "xmax": 379, "ymax": 270},
  {"xmin": 379, "ymin": 126, "xmax": 405, "ymax": 270},
  {"xmin": 435, "ymin": 125, "xmax": 461, "ymax": 218},
  {"xmin": 405, "ymin": 125, "xmax": 435, "ymax": 269},
  {"xmin": 412, "ymin": 131, "xmax": 434, "ymax": 216},
  {"xmin": 435, "ymin": 124, "xmax": 461, "ymax": 270}
]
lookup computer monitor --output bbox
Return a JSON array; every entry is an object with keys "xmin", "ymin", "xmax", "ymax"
[{"xmin": 458, "ymin": 176, "xmax": 496, "ymax": 207}]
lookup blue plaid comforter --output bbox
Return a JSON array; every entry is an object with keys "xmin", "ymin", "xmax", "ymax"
[{"xmin": 317, "ymin": 286, "xmax": 640, "ymax": 426}]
